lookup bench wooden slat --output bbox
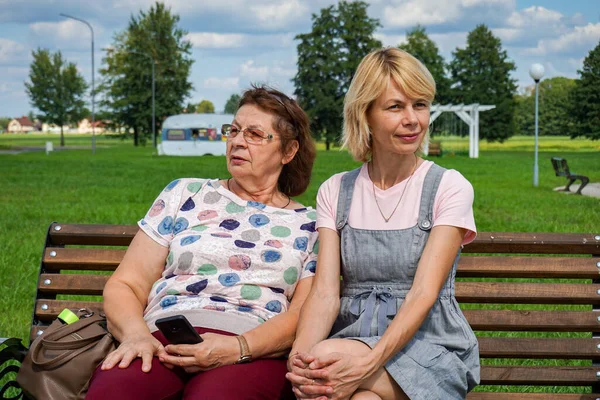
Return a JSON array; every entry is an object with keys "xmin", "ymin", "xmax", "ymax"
[
  {"xmin": 463, "ymin": 232, "xmax": 600, "ymax": 254},
  {"xmin": 38, "ymin": 274, "xmax": 109, "ymax": 295},
  {"xmin": 480, "ymin": 366, "xmax": 600, "ymax": 386},
  {"xmin": 468, "ymin": 393, "xmax": 600, "ymax": 399},
  {"xmin": 34, "ymin": 300, "xmax": 597, "ymax": 333},
  {"xmin": 478, "ymin": 337, "xmax": 600, "ymax": 359},
  {"xmin": 457, "ymin": 256, "xmax": 600, "ymax": 279},
  {"xmin": 47, "ymin": 224, "xmax": 600, "ymax": 254},
  {"xmin": 43, "ymin": 248, "xmax": 125, "ymax": 271},
  {"xmin": 455, "ymin": 282, "xmax": 600, "ymax": 304},
  {"xmin": 463, "ymin": 310, "xmax": 598, "ymax": 332},
  {"xmin": 35, "ymin": 273, "xmax": 600, "ymax": 306},
  {"xmin": 48, "ymin": 223, "xmax": 137, "ymax": 246},
  {"xmin": 35, "ymin": 300, "xmax": 103, "ymax": 321},
  {"xmin": 42, "ymin": 248, "xmax": 600, "ymax": 279}
]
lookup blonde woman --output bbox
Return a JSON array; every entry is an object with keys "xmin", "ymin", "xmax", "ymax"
[{"xmin": 286, "ymin": 48, "xmax": 480, "ymax": 400}]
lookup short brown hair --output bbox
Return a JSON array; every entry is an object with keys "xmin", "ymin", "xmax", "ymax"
[
  {"xmin": 343, "ymin": 47, "xmax": 436, "ymax": 162},
  {"xmin": 238, "ymin": 85, "xmax": 316, "ymax": 197}
]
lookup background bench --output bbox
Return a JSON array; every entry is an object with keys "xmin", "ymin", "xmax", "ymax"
[
  {"xmin": 551, "ymin": 157, "xmax": 590, "ymax": 195},
  {"xmin": 2, "ymin": 223, "xmax": 600, "ymax": 398}
]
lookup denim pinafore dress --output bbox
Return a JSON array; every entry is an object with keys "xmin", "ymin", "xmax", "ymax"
[{"xmin": 329, "ymin": 164, "xmax": 480, "ymax": 399}]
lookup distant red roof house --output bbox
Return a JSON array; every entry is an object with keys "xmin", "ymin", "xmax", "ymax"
[{"xmin": 7, "ymin": 116, "xmax": 35, "ymax": 133}]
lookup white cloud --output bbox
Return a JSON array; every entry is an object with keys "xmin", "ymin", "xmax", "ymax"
[
  {"xmin": 506, "ymin": 6, "xmax": 563, "ymax": 28},
  {"xmin": 186, "ymin": 32, "xmax": 294, "ymax": 50},
  {"xmin": 29, "ymin": 20, "xmax": 102, "ymax": 51},
  {"xmin": 492, "ymin": 28, "xmax": 521, "ymax": 42},
  {"xmin": 203, "ymin": 77, "xmax": 240, "ymax": 90},
  {"xmin": 374, "ymin": 33, "xmax": 406, "ymax": 47},
  {"xmin": 186, "ymin": 33, "xmax": 245, "ymax": 49},
  {"xmin": 240, "ymin": 60, "xmax": 269, "ymax": 81},
  {"xmin": 0, "ymin": 39, "xmax": 27, "ymax": 65},
  {"xmin": 249, "ymin": 0, "xmax": 308, "ymax": 30},
  {"xmin": 382, "ymin": 0, "xmax": 513, "ymax": 28},
  {"xmin": 525, "ymin": 23, "xmax": 600, "ymax": 55}
]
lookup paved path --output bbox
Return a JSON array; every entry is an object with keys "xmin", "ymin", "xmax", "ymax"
[
  {"xmin": 553, "ymin": 183, "xmax": 600, "ymax": 199},
  {"xmin": 0, "ymin": 146, "xmax": 100, "ymax": 155}
]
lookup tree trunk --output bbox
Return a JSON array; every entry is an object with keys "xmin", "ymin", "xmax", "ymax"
[
  {"xmin": 325, "ymin": 139, "xmax": 330, "ymax": 151},
  {"xmin": 134, "ymin": 126, "xmax": 139, "ymax": 147},
  {"xmin": 60, "ymin": 126, "xmax": 65, "ymax": 147}
]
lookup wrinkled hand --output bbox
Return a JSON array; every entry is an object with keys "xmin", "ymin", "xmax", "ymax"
[
  {"xmin": 286, "ymin": 353, "xmax": 333, "ymax": 400},
  {"xmin": 160, "ymin": 333, "xmax": 239, "ymax": 373},
  {"xmin": 101, "ymin": 333, "xmax": 168, "ymax": 373},
  {"xmin": 305, "ymin": 352, "xmax": 372, "ymax": 400}
]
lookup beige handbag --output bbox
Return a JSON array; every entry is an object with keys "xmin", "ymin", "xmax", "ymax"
[{"xmin": 16, "ymin": 309, "xmax": 116, "ymax": 400}]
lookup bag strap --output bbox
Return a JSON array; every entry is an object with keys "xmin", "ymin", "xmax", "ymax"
[{"xmin": 41, "ymin": 314, "xmax": 104, "ymax": 342}]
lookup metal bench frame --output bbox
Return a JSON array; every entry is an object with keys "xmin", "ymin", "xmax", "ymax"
[{"xmin": 551, "ymin": 157, "xmax": 590, "ymax": 195}]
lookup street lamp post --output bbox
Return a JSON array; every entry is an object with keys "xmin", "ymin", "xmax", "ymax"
[
  {"xmin": 105, "ymin": 49, "xmax": 157, "ymax": 148},
  {"xmin": 529, "ymin": 63, "xmax": 545, "ymax": 187},
  {"xmin": 60, "ymin": 13, "xmax": 95, "ymax": 154}
]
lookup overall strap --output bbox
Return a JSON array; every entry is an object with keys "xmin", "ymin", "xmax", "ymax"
[
  {"xmin": 335, "ymin": 167, "xmax": 362, "ymax": 231},
  {"xmin": 417, "ymin": 164, "xmax": 447, "ymax": 231}
]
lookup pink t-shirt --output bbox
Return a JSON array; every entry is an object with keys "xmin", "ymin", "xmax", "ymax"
[{"xmin": 316, "ymin": 161, "xmax": 476, "ymax": 245}]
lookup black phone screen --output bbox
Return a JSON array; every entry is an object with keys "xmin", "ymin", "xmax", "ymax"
[{"xmin": 155, "ymin": 315, "xmax": 203, "ymax": 344}]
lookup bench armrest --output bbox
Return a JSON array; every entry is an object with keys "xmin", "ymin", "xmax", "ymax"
[{"xmin": 0, "ymin": 338, "xmax": 27, "ymax": 400}]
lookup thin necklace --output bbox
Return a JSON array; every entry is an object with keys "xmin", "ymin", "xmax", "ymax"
[
  {"xmin": 227, "ymin": 178, "xmax": 291, "ymax": 209},
  {"xmin": 370, "ymin": 155, "xmax": 418, "ymax": 223}
]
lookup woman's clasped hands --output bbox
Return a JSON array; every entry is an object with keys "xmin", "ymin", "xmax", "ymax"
[{"xmin": 286, "ymin": 352, "xmax": 373, "ymax": 400}]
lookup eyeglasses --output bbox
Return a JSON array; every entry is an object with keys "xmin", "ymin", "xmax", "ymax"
[{"xmin": 221, "ymin": 124, "xmax": 278, "ymax": 145}]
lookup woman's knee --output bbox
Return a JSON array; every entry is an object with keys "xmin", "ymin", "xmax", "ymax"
[
  {"xmin": 310, "ymin": 338, "xmax": 371, "ymax": 359},
  {"xmin": 351, "ymin": 390, "xmax": 382, "ymax": 400},
  {"xmin": 86, "ymin": 359, "xmax": 184, "ymax": 400}
]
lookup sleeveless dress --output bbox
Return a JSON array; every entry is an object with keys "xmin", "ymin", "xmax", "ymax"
[{"xmin": 329, "ymin": 164, "xmax": 480, "ymax": 399}]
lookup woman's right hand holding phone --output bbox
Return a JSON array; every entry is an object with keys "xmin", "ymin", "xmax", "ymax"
[
  {"xmin": 160, "ymin": 332, "xmax": 239, "ymax": 373},
  {"xmin": 101, "ymin": 333, "xmax": 169, "ymax": 373}
]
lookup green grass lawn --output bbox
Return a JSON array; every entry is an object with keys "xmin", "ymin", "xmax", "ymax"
[{"xmin": 0, "ymin": 133, "xmax": 598, "ymax": 393}]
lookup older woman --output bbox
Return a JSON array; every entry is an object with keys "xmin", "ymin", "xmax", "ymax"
[
  {"xmin": 287, "ymin": 48, "xmax": 479, "ymax": 400},
  {"xmin": 86, "ymin": 85, "xmax": 318, "ymax": 400}
]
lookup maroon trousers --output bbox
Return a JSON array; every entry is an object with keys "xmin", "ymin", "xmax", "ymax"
[{"xmin": 85, "ymin": 328, "xmax": 294, "ymax": 400}]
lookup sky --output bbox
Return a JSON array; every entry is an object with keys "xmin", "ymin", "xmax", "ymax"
[{"xmin": 0, "ymin": 0, "xmax": 599, "ymax": 117}]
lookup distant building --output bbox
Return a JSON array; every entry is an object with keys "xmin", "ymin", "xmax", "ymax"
[
  {"xmin": 78, "ymin": 118, "xmax": 105, "ymax": 134},
  {"xmin": 42, "ymin": 123, "xmax": 72, "ymax": 133},
  {"xmin": 8, "ymin": 116, "xmax": 34, "ymax": 133}
]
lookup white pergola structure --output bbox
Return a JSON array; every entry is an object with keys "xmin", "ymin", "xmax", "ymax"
[{"xmin": 426, "ymin": 104, "xmax": 495, "ymax": 158}]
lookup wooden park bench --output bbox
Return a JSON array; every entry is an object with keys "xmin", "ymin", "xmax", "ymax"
[
  {"xmin": 551, "ymin": 157, "xmax": 590, "ymax": 195},
  {"xmin": 428, "ymin": 140, "xmax": 442, "ymax": 156},
  {"xmin": 1, "ymin": 223, "xmax": 600, "ymax": 399}
]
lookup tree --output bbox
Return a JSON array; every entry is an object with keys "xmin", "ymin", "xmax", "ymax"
[
  {"xmin": 224, "ymin": 93, "xmax": 241, "ymax": 114},
  {"xmin": 399, "ymin": 26, "xmax": 451, "ymax": 105},
  {"xmin": 293, "ymin": 1, "xmax": 381, "ymax": 150},
  {"xmin": 570, "ymin": 40, "xmax": 600, "ymax": 140},
  {"xmin": 0, "ymin": 117, "xmax": 10, "ymax": 132},
  {"xmin": 25, "ymin": 48, "xmax": 87, "ymax": 146},
  {"xmin": 196, "ymin": 100, "xmax": 215, "ymax": 114},
  {"xmin": 514, "ymin": 77, "xmax": 577, "ymax": 137},
  {"xmin": 100, "ymin": 1, "xmax": 193, "ymax": 146},
  {"xmin": 449, "ymin": 25, "xmax": 517, "ymax": 142},
  {"xmin": 183, "ymin": 102, "xmax": 195, "ymax": 113}
]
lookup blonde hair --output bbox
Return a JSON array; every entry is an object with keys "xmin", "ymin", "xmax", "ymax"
[{"xmin": 342, "ymin": 47, "xmax": 436, "ymax": 162}]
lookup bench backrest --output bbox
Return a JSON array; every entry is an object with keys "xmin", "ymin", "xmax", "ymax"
[
  {"xmin": 551, "ymin": 156, "xmax": 571, "ymax": 177},
  {"xmin": 33, "ymin": 223, "xmax": 600, "ymax": 397}
]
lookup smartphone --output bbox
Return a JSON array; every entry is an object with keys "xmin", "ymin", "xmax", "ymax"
[{"xmin": 155, "ymin": 315, "xmax": 203, "ymax": 344}]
